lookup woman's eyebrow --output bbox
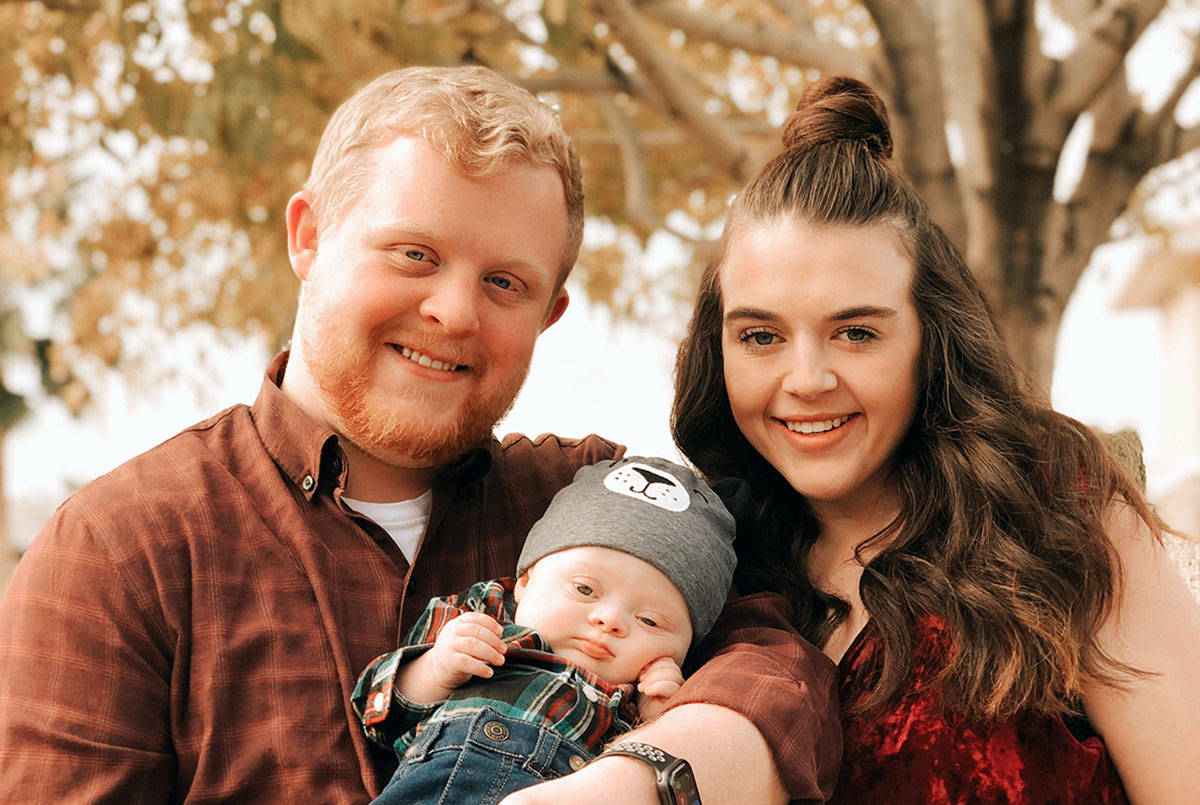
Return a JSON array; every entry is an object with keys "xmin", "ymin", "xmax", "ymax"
[
  {"xmin": 829, "ymin": 305, "xmax": 898, "ymax": 321},
  {"xmin": 723, "ymin": 306, "xmax": 777, "ymax": 323}
]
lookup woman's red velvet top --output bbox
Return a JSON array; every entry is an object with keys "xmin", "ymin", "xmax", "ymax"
[{"xmin": 831, "ymin": 615, "xmax": 1128, "ymax": 804}]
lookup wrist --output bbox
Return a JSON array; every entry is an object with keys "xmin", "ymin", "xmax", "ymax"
[
  {"xmin": 584, "ymin": 754, "xmax": 659, "ymax": 801},
  {"xmin": 594, "ymin": 741, "xmax": 702, "ymax": 805},
  {"xmin": 396, "ymin": 652, "xmax": 456, "ymax": 703}
]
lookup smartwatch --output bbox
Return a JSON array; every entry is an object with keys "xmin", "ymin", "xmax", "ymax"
[{"xmin": 595, "ymin": 740, "xmax": 702, "ymax": 805}]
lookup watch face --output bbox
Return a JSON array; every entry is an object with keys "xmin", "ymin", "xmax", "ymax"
[{"xmin": 666, "ymin": 764, "xmax": 702, "ymax": 805}]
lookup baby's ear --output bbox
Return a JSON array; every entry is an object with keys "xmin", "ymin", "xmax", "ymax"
[{"xmin": 513, "ymin": 573, "xmax": 529, "ymax": 602}]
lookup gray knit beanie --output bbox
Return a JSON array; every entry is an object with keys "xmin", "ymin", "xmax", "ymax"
[{"xmin": 516, "ymin": 456, "xmax": 737, "ymax": 641}]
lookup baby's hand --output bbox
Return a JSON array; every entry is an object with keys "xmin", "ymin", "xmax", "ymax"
[
  {"xmin": 635, "ymin": 656, "xmax": 684, "ymax": 722},
  {"xmin": 427, "ymin": 611, "xmax": 507, "ymax": 689}
]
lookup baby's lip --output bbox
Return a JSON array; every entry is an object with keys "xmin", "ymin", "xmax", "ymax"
[{"xmin": 575, "ymin": 638, "xmax": 613, "ymax": 660}]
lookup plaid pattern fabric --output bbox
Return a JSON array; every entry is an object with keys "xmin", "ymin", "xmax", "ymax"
[
  {"xmin": 0, "ymin": 351, "xmax": 843, "ymax": 802},
  {"xmin": 0, "ymin": 352, "xmax": 621, "ymax": 803},
  {"xmin": 353, "ymin": 578, "xmax": 638, "ymax": 759}
]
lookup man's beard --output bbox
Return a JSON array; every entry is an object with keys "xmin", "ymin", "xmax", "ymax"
[{"xmin": 300, "ymin": 316, "xmax": 527, "ymax": 469}]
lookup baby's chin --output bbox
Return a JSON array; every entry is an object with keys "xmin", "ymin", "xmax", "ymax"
[{"xmin": 554, "ymin": 646, "xmax": 630, "ymax": 686}]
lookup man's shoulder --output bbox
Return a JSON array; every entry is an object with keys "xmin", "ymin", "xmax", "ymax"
[
  {"xmin": 491, "ymin": 432, "xmax": 624, "ymax": 475},
  {"xmin": 495, "ymin": 431, "xmax": 623, "ymax": 460},
  {"xmin": 67, "ymin": 403, "xmax": 255, "ymax": 509},
  {"xmin": 480, "ymin": 432, "xmax": 625, "ymax": 499},
  {"xmin": 24, "ymin": 403, "xmax": 259, "ymax": 573}
]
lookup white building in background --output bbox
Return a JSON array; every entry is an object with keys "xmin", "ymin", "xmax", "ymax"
[{"xmin": 1117, "ymin": 228, "xmax": 1200, "ymax": 540}]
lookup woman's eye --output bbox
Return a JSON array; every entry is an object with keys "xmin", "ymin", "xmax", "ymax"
[
  {"xmin": 574, "ymin": 583, "xmax": 594, "ymax": 597},
  {"xmin": 842, "ymin": 327, "xmax": 876, "ymax": 343},
  {"xmin": 741, "ymin": 329, "xmax": 776, "ymax": 346}
]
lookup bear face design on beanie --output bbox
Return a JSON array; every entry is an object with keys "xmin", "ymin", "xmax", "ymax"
[
  {"xmin": 516, "ymin": 456, "xmax": 737, "ymax": 641},
  {"xmin": 602, "ymin": 461, "xmax": 691, "ymax": 512}
]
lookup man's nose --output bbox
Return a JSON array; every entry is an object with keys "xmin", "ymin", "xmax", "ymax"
[{"xmin": 418, "ymin": 270, "xmax": 481, "ymax": 337}]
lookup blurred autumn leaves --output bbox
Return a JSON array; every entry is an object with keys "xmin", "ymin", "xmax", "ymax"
[{"xmin": 2, "ymin": 0, "xmax": 1199, "ymax": 457}]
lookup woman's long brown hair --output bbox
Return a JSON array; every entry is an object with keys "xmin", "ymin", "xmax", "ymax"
[{"xmin": 672, "ymin": 76, "xmax": 1160, "ymax": 720}]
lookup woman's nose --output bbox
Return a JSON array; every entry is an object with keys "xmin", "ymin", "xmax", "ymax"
[{"xmin": 780, "ymin": 344, "xmax": 837, "ymax": 398}]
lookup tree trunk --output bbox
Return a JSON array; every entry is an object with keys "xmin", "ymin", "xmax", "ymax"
[{"xmin": 995, "ymin": 295, "xmax": 1064, "ymax": 395}]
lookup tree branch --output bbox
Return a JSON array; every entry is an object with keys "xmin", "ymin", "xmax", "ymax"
[
  {"xmin": 596, "ymin": 0, "xmax": 750, "ymax": 179},
  {"xmin": 475, "ymin": 0, "xmax": 541, "ymax": 46},
  {"xmin": 767, "ymin": 0, "xmax": 812, "ymax": 29},
  {"xmin": 569, "ymin": 116, "xmax": 776, "ymax": 147},
  {"xmin": 639, "ymin": 0, "xmax": 871, "ymax": 80},
  {"xmin": 861, "ymin": 0, "xmax": 966, "ymax": 247},
  {"xmin": 1087, "ymin": 63, "xmax": 1140, "ymax": 154},
  {"xmin": 0, "ymin": 0, "xmax": 98, "ymax": 9},
  {"xmin": 1139, "ymin": 34, "xmax": 1200, "ymax": 143},
  {"xmin": 1050, "ymin": 0, "xmax": 1168, "ymax": 118},
  {"xmin": 1169, "ymin": 122, "xmax": 1200, "ymax": 159},
  {"xmin": 1086, "ymin": 36, "xmax": 1200, "ymax": 171},
  {"xmin": 1042, "ymin": 60, "xmax": 1157, "ymax": 313},
  {"xmin": 1040, "ymin": 164, "xmax": 1142, "ymax": 319},
  {"xmin": 932, "ymin": 0, "xmax": 1001, "ymax": 285},
  {"xmin": 515, "ymin": 68, "xmax": 624, "ymax": 94},
  {"xmin": 597, "ymin": 95, "xmax": 658, "ymax": 234}
]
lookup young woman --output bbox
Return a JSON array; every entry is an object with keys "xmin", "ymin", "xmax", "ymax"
[{"xmin": 673, "ymin": 76, "xmax": 1200, "ymax": 803}]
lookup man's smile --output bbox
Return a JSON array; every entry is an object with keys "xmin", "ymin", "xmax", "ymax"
[{"xmin": 392, "ymin": 344, "xmax": 468, "ymax": 373}]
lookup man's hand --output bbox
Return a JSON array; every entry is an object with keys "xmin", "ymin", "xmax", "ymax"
[
  {"xmin": 636, "ymin": 656, "xmax": 684, "ymax": 722},
  {"xmin": 498, "ymin": 754, "xmax": 658, "ymax": 804}
]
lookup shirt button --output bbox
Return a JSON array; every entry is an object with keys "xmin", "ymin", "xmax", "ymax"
[
  {"xmin": 569, "ymin": 754, "xmax": 586, "ymax": 771},
  {"xmin": 482, "ymin": 720, "xmax": 510, "ymax": 742},
  {"xmin": 301, "ymin": 475, "xmax": 315, "ymax": 491}
]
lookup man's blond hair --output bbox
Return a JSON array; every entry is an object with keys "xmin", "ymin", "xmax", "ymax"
[{"xmin": 304, "ymin": 65, "xmax": 584, "ymax": 279}]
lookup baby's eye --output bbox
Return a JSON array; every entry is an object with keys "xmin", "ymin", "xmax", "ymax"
[
  {"xmin": 574, "ymin": 583, "xmax": 595, "ymax": 597},
  {"xmin": 402, "ymin": 248, "xmax": 430, "ymax": 262},
  {"xmin": 638, "ymin": 616, "xmax": 659, "ymax": 628}
]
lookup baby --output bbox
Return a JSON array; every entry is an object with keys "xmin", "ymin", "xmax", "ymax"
[{"xmin": 352, "ymin": 456, "xmax": 737, "ymax": 805}]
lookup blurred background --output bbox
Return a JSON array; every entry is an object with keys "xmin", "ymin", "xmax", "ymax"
[{"xmin": 3, "ymin": 0, "xmax": 1199, "ymax": 594}]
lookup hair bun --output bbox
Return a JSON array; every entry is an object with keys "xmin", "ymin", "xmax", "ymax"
[{"xmin": 781, "ymin": 76, "xmax": 893, "ymax": 159}]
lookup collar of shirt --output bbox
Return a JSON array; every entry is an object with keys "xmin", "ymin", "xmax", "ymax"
[{"xmin": 252, "ymin": 350, "xmax": 494, "ymax": 502}]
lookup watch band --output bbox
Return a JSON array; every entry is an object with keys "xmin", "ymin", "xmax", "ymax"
[{"xmin": 595, "ymin": 741, "xmax": 702, "ymax": 805}]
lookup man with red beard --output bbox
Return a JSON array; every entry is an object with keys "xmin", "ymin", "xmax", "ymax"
[{"xmin": 0, "ymin": 67, "xmax": 839, "ymax": 804}]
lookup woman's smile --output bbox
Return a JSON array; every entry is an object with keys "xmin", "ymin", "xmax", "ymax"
[{"xmin": 720, "ymin": 218, "xmax": 922, "ymax": 514}]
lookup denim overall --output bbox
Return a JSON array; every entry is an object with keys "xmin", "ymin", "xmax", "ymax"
[{"xmin": 373, "ymin": 706, "xmax": 594, "ymax": 804}]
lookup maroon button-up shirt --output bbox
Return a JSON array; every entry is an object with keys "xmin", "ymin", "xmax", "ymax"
[{"xmin": 0, "ymin": 353, "xmax": 840, "ymax": 803}]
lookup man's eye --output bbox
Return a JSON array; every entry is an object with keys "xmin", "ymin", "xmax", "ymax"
[{"xmin": 574, "ymin": 583, "xmax": 594, "ymax": 597}]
